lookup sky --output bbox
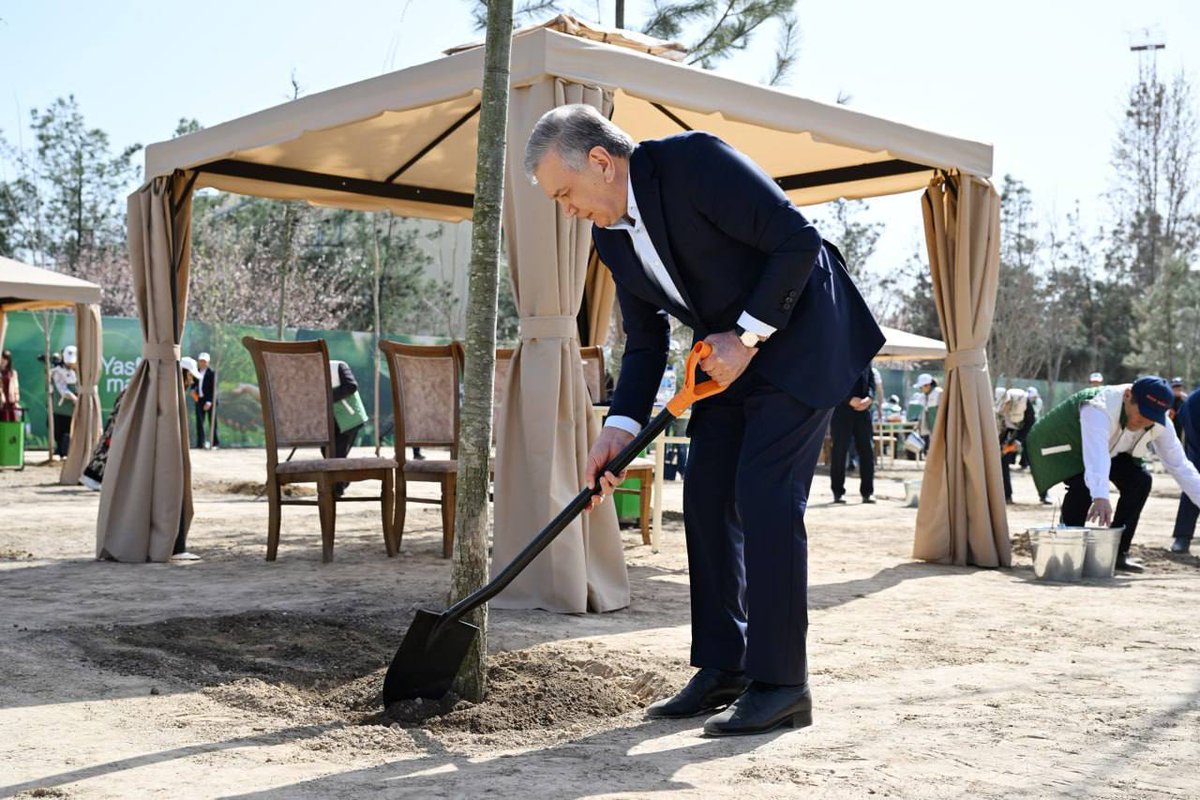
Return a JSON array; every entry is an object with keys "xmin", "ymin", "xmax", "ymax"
[{"xmin": 2, "ymin": 0, "xmax": 1198, "ymax": 275}]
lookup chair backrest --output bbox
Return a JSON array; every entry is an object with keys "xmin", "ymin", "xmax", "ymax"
[
  {"xmin": 493, "ymin": 348, "xmax": 515, "ymax": 442},
  {"xmin": 380, "ymin": 340, "xmax": 463, "ymax": 458},
  {"xmin": 242, "ymin": 337, "xmax": 336, "ymax": 465},
  {"xmin": 580, "ymin": 346, "xmax": 606, "ymax": 404}
]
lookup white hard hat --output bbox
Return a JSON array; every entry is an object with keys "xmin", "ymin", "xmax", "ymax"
[
  {"xmin": 1089, "ymin": 372, "xmax": 1103, "ymax": 383},
  {"xmin": 1026, "ymin": 387, "xmax": 1039, "ymax": 397},
  {"xmin": 62, "ymin": 345, "xmax": 78, "ymax": 364},
  {"xmin": 197, "ymin": 352, "xmax": 211, "ymax": 363},
  {"xmin": 913, "ymin": 373, "xmax": 934, "ymax": 389}
]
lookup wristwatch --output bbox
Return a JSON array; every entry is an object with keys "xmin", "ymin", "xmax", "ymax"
[{"xmin": 734, "ymin": 324, "xmax": 766, "ymax": 349}]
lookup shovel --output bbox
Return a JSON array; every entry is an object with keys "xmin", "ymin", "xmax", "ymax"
[{"xmin": 382, "ymin": 341, "xmax": 726, "ymax": 706}]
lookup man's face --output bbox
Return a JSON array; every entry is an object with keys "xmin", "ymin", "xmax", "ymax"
[
  {"xmin": 533, "ymin": 147, "xmax": 627, "ymax": 228},
  {"xmin": 1174, "ymin": 385, "xmax": 1186, "ymax": 399},
  {"xmin": 198, "ymin": 359, "xmax": 208, "ymax": 371},
  {"xmin": 1089, "ymin": 379, "xmax": 1102, "ymax": 387},
  {"xmin": 1123, "ymin": 390, "xmax": 1154, "ymax": 429}
]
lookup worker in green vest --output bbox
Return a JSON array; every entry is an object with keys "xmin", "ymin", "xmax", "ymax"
[
  {"xmin": 1026, "ymin": 376, "xmax": 1200, "ymax": 573},
  {"xmin": 327, "ymin": 359, "xmax": 369, "ymax": 499}
]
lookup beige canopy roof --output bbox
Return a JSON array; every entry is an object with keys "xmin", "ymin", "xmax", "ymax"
[
  {"xmin": 0, "ymin": 256, "xmax": 102, "ymax": 311},
  {"xmin": 0, "ymin": 255, "xmax": 104, "ymax": 486},
  {"xmin": 878, "ymin": 325, "xmax": 948, "ymax": 361},
  {"xmin": 145, "ymin": 21, "xmax": 992, "ymax": 222}
]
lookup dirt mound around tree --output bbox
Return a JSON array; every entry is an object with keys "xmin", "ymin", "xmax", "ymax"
[{"xmin": 58, "ymin": 610, "xmax": 671, "ymax": 746}]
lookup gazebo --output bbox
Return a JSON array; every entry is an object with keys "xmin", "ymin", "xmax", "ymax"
[
  {"xmin": 98, "ymin": 16, "xmax": 1007, "ymax": 579},
  {"xmin": 878, "ymin": 326, "xmax": 949, "ymax": 361},
  {"xmin": 0, "ymin": 255, "xmax": 104, "ymax": 485}
]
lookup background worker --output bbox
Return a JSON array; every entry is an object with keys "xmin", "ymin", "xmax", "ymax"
[
  {"xmin": 1026, "ymin": 376, "xmax": 1200, "ymax": 572},
  {"xmin": 829, "ymin": 366, "xmax": 876, "ymax": 504}
]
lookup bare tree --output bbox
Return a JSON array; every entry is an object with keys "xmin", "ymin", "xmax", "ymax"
[
  {"xmin": 988, "ymin": 176, "xmax": 1045, "ymax": 384},
  {"xmin": 1037, "ymin": 208, "xmax": 1090, "ymax": 404},
  {"xmin": 451, "ymin": 0, "xmax": 513, "ymax": 702}
]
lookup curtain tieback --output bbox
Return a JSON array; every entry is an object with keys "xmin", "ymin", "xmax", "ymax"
[
  {"xmin": 142, "ymin": 342, "xmax": 182, "ymax": 361},
  {"xmin": 520, "ymin": 314, "xmax": 577, "ymax": 341},
  {"xmin": 944, "ymin": 347, "xmax": 987, "ymax": 371}
]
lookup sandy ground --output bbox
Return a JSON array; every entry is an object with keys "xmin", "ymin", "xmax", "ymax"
[{"xmin": 1, "ymin": 446, "xmax": 1198, "ymax": 799}]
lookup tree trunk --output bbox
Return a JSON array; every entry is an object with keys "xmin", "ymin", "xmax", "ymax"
[
  {"xmin": 450, "ymin": 0, "xmax": 513, "ymax": 703},
  {"xmin": 372, "ymin": 215, "xmax": 383, "ymax": 454}
]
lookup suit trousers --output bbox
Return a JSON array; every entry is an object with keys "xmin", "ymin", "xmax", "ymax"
[
  {"xmin": 682, "ymin": 371, "xmax": 831, "ymax": 686},
  {"xmin": 195, "ymin": 405, "xmax": 219, "ymax": 447},
  {"xmin": 829, "ymin": 405, "xmax": 875, "ymax": 499},
  {"xmin": 1060, "ymin": 453, "xmax": 1152, "ymax": 554},
  {"xmin": 1172, "ymin": 441, "xmax": 1200, "ymax": 545}
]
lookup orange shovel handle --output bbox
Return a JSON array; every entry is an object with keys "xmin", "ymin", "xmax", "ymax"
[{"xmin": 666, "ymin": 342, "xmax": 727, "ymax": 417}]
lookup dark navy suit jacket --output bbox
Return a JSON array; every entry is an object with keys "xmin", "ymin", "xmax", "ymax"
[{"xmin": 592, "ymin": 132, "xmax": 885, "ymax": 426}]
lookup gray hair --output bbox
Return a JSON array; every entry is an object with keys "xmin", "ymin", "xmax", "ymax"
[{"xmin": 523, "ymin": 104, "xmax": 635, "ymax": 180}]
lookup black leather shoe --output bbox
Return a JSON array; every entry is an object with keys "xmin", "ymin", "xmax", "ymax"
[
  {"xmin": 862, "ymin": 496, "xmax": 875, "ymax": 504},
  {"xmin": 645, "ymin": 668, "xmax": 750, "ymax": 719},
  {"xmin": 832, "ymin": 496, "xmax": 847, "ymax": 505},
  {"xmin": 1115, "ymin": 554, "xmax": 1145, "ymax": 573},
  {"xmin": 1171, "ymin": 538, "xmax": 1191, "ymax": 554},
  {"xmin": 703, "ymin": 682, "xmax": 813, "ymax": 737}
]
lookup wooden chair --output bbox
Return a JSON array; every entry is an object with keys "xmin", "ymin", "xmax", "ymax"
[
  {"xmin": 380, "ymin": 340, "xmax": 464, "ymax": 559},
  {"xmin": 242, "ymin": 337, "xmax": 397, "ymax": 563},
  {"xmin": 580, "ymin": 345, "xmax": 606, "ymax": 404}
]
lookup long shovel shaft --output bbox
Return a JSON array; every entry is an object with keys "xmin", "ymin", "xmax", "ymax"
[
  {"xmin": 383, "ymin": 342, "xmax": 725, "ymax": 705},
  {"xmin": 436, "ymin": 409, "xmax": 675, "ymax": 630}
]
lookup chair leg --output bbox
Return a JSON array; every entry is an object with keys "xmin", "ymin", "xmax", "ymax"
[
  {"xmin": 266, "ymin": 480, "xmax": 282, "ymax": 561},
  {"xmin": 317, "ymin": 477, "xmax": 337, "ymax": 563},
  {"xmin": 394, "ymin": 474, "xmax": 407, "ymax": 554},
  {"xmin": 639, "ymin": 473, "xmax": 652, "ymax": 546},
  {"xmin": 381, "ymin": 471, "xmax": 397, "ymax": 557},
  {"xmin": 441, "ymin": 473, "xmax": 457, "ymax": 559}
]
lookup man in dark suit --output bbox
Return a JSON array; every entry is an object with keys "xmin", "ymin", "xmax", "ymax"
[
  {"xmin": 194, "ymin": 351, "xmax": 219, "ymax": 449},
  {"xmin": 525, "ymin": 105, "xmax": 884, "ymax": 736},
  {"xmin": 829, "ymin": 366, "xmax": 876, "ymax": 504}
]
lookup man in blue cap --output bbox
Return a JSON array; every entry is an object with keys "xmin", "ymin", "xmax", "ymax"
[{"xmin": 1026, "ymin": 376, "xmax": 1200, "ymax": 572}]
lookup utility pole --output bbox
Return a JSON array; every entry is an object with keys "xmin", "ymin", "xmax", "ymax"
[{"xmin": 1129, "ymin": 27, "xmax": 1166, "ymax": 285}]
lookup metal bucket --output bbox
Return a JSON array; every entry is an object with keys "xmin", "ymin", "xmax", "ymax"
[
  {"xmin": 1083, "ymin": 527, "xmax": 1123, "ymax": 579},
  {"xmin": 1028, "ymin": 528, "xmax": 1086, "ymax": 582},
  {"xmin": 903, "ymin": 479, "xmax": 921, "ymax": 508}
]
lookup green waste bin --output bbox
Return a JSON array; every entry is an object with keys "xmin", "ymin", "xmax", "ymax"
[
  {"xmin": 0, "ymin": 418, "xmax": 24, "ymax": 470},
  {"xmin": 613, "ymin": 476, "xmax": 643, "ymax": 522}
]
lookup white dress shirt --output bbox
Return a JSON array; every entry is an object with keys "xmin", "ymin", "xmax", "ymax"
[
  {"xmin": 603, "ymin": 170, "xmax": 774, "ymax": 436},
  {"xmin": 1079, "ymin": 403, "xmax": 1200, "ymax": 503}
]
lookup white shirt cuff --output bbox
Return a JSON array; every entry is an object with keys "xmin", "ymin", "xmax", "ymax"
[
  {"xmin": 604, "ymin": 415, "xmax": 642, "ymax": 437},
  {"xmin": 736, "ymin": 311, "xmax": 776, "ymax": 339},
  {"xmin": 1079, "ymin": 404, "xmax": 1111, "ymax": 500}
]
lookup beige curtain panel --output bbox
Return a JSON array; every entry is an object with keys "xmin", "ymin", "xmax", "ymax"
[
  {"xmin": 491, "ymin": 78, "xmax": 630, "ymax": 613},
  {"xmin": 96, "ymin": 176, "xmax": 195, "ymax": 562},
  {"xmin": 913, "ymin": 174, "xmax": 1010, "ymax": 567},
  {"xmin": 60, "ymin": 303, "xmax": 103, "ymax": 485}
]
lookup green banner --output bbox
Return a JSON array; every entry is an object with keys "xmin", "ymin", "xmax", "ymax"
[{"xmin": 2, "ymin": 311, "xmax": 444, "ymax": 448}]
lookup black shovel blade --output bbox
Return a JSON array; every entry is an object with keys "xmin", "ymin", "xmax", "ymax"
[{"xmin": 382, "ymin": 609, "xmax": 480, "ymax": 706}]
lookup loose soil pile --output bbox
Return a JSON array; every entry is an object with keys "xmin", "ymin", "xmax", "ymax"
[{"xmin": 58, "ymin": 611, "xmax": 666, "ymax": 742}]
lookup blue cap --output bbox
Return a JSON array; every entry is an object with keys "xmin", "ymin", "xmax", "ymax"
[{"xmin": 1131, "ymin": 376, "xmax": 1173, "ymax": 426}]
